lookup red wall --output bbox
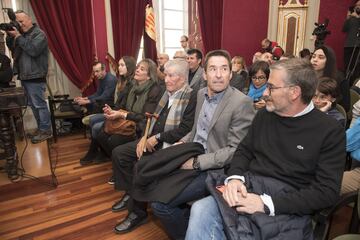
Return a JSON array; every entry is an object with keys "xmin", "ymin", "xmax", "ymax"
[
  {"xmin": 318, "ymin": 0, "xmax": 353, "ymax": 70},
  {"xmin": 221, "ymin": 0, "xmax": 354, "ymax": 70},
  {"xmin": 222, "ymin": 0, "xmax": 269, "ymax": 66}
]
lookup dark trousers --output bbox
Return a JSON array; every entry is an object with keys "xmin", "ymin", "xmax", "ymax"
[
  {"xmin": 150, "ymin": 172, "xmax": 208, "ymax": 240},
  {"xmin": 111, "ymin": 139, "xmax": 140, "ymax": 191},
  {"xmin": 96, "ymin": 128, "xmax": 135, "ymax": 157},
  {"xmin": 112, "ymin": 138, "xmax": 150, "ymax": 218},
  {"xmin": 344, "ymin": 46, "xmax": 360, "ymax": 85}
]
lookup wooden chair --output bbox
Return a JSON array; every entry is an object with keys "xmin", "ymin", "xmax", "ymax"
[
  {"xmin": 348, "ymin": 89, "xmax": 360, "ymax": 122},
  {"xmin": 336, "ymin": 104, "xmax": 348, "ymax": 129},
  {"xmin": 352, "ymin": 78, "xmax": 360, "ymax": 88},
  {"xmin": 48, "ymin": 94, "xmax": 86, "ymax": 143},
  {"xmin": 46, "ymin": 82, "xmax": 87, "ymax": 142},
  {"xmin": 332, "ymin": 189, "xmax": 360, "ymax": 239},
  {"xmin": 313, "ymin": 190, "xmax": 359, "ymax": 240}
]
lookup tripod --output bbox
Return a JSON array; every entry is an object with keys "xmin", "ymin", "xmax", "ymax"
[{"xmin": 345, "ymin": 28, "xmax": 360, "ymax": 85}]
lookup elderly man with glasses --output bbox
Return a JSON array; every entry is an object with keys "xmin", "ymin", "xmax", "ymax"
[{"xmin": 186, "ymin": 58, "xmax": 346, "ymax": 240}]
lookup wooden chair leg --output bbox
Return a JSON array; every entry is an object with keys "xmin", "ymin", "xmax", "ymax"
[{"xmin": 51, "ymin": 116, "xmax": 57, "ymax": 143}]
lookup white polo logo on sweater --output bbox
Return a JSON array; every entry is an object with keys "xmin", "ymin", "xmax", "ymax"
[{"xmin": 297, "ymin": 145, "xmax": 304, "ymax": 150}]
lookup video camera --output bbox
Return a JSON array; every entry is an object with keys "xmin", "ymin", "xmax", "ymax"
[
  {"xmin": 312, "ymin": 18, "xmax": 331, "ymax": 48},
  {"xmin": 0, "ymin": 8, "xmax": 21, "ymax": 32},
  {"xmin": 349, "ymin": 5, "xmax": 360, "ymax": 15}
]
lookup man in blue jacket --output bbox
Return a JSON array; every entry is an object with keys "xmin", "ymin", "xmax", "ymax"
[{"xmin": 74, "ymin": 62, "xmax": 117, "ymax": 113}]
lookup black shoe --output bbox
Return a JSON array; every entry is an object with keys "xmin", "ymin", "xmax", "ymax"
[
  {"xmin": 93, "ymin": 151, "xmax": 109, "ymax": 164},
  {"xmin": 111, "ymin": 194, "xmax": 130, "ymax": 212},
  {"xmin": 114, "ymin": 212, "xmax": 147, "ymax": 234},
  {"xmin": 80, "ymin": 140, "xmax": 100, "ymax": 166},
  {"xmin": 80, "ymin": 157, "xmax": 93, "ymax": 166},
  {"xmin": 108, "ymin": 176, "xmax": 115, "ymax": 185}
]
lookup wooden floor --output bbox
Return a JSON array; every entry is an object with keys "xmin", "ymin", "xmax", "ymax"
[
  {"xmin": 0, "ymin": 134, "xmax": 169, "ymax": 240},
  {"xmin": 0, "ymin": 133, "xmax": 355, "ymax": 240}
]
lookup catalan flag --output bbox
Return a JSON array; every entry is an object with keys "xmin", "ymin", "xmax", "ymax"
[{"xmin": 145, "ymin": 4, "xmax": 156, "ymax": 41}]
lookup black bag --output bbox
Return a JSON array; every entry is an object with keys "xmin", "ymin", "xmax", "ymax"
[{"xmin": 59, "ymin": 100, "xmax": 77, "ymax": 112}]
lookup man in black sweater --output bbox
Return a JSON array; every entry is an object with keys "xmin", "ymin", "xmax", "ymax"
[
  {"xmin": 111, "ymin": 59, "xmax": 197, "ymax": 233},
  {"xmin": 186, "ymin": 58, "xmax": 346, "ymax": 239}
]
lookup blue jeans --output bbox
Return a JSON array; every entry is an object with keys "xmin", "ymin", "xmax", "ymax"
[
  {"xmin": 22, "ymin": 81, "xmax": 51, "ymax": 131},
  {"xmin": 151, "ymin": 172, "xmax": 208, "ymax": 240},
  {"xmin": 89, "ymin": 113, "xmax": 105, "ymax": 138},
  {"xmin": 185, "ymin": 196, "xmax": 226, "ymax": 240}
]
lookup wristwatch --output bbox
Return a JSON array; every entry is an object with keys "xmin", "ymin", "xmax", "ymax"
[
  {"xmin": 155, "ymin": 133, "xmax": 161, "ymax": 142},
  {"xmin": 192, "ymin": 156, "xmax": 201, "ymax": 171}
]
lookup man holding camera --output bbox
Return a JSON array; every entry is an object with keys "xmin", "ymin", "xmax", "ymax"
[
  {"xmin": 343, "ymin": 0, "xmax": 360, "ymax": 85},
  {"xmin": 5, "ymin": 10, "xmax": 51, "ymax": 144}
]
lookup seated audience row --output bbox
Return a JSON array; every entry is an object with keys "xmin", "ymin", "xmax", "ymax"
[
  {"xmin": 80, "ymin": 58, "xmax": 163, "ymax": 165},
  {"xmin": 78, "ymin": 46, "xmax": 352, "ymax": 239}
]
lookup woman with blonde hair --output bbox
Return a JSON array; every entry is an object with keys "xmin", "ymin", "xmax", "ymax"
[{"xmin": 230, "ymin": 56, "xmax": 248, "ymax": 93}]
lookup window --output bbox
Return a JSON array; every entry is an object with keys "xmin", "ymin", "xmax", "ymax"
[
  {"xmin": 137, "ymin": 36, "xmax": 144, "ymax": 63},
  {"xmin": 159, "ymin": 0, "xmax": 188, "ymax": 59},
  {"xmin": 136, "ymin": 0, "xmax": 188, "ymax": 61}
]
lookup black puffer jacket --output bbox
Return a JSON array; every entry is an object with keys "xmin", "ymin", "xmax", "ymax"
[{"xmin": 206, "ymin": 172, "xmax": 314, "ymax": 240}]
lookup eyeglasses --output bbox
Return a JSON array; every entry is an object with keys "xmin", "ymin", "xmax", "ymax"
[
  {"xmin": 266, "ymin": 84, "xmax": 294, "ymax": 95},
  {"xmin": 251, "ymin": 75, "xmax": 267, "ymax": 81},
  {"xmin": 312, "ymin": 93, "xmax": 328, "ymax": 101}
]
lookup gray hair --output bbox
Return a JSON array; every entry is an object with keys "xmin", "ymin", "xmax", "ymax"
[
  {"xmin": 164, "ymin": 59, "xmax": 189, "ymax": 83},
  {"xmin": 270, "ymin": 58, "xmax": 318, "ymax": 104},
  {"xmin": 173, "ymin": 50, "xmax": 187, "ymax": 60}
]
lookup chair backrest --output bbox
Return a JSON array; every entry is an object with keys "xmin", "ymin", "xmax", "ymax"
[
  {"xmin": 352, "ymin": 78, "xmax": 360, "ymax": 88},
  {"xmin": 335, "ymin": 104, "xmax": 347, "ymax": 128},
  {"xmin": 313, "ymin": 190, "xmax": 359, "ymax": 240},
  {"xmin": 348, "ymin": 89, "xmax": 360, "ymax": 121}
]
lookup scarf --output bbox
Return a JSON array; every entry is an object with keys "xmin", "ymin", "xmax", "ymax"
[
  {"xmin": 149, "ymin": 84, "xmax": 193, "ymax": 147},
  {"xmin": 126, "ymin": 79, "xmax": 154, "ymax": 113},
  {"xmin": 247, "ymin": 83, "xmax": 267, "ymax": 101}
]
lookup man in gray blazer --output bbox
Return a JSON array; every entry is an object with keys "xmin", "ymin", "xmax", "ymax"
[
  {"xmin": 187, "ymin": 48, "xmax": 206, "ymax": 92},
  {"xmin": 151, "ymin": 49, "xmax": 256, "ymax": 239}
]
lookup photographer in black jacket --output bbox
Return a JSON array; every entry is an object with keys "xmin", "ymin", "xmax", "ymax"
[{"xmin": 343, "ymin": 0, "xmax": 360, "ymax": 85}]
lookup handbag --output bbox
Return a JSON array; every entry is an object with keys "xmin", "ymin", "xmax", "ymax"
[{"xmin": 104, "ymin": 110, "xmax": 136, "ymax": 136}]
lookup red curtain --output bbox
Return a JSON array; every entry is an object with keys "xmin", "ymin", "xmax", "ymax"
[
  {"xmin": 198, "ymin": 0, "xmax": 223, "ymax": 54},
  {"xmin": 92, "ymin": 0, "xmax": 109, "ymax": 67},
  {"xmin": 30, "ymin": 0, "xmax": 96, "ymax": 95},
  {"xmin": 110, "ymin": 0, "xmax": 147, "ymax": 61}
]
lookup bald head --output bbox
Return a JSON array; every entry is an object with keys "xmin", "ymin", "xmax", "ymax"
[
  {"xmin": 261, "ymin": 38, "xmax": 271, "ymax": 50},
  {"xmin": 157, "ymin": 53, "xmax": 169, "ymax": 67},
  {"xmin": 173, "ymin": 50, "xmax": 187, "ymax": 60},
  {"xmin": 15, "ymin": 11, "xmax": 33, "ymax": 33}
]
